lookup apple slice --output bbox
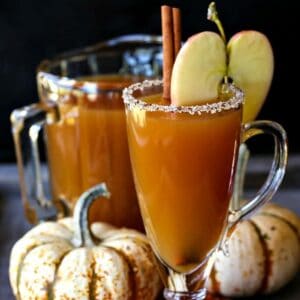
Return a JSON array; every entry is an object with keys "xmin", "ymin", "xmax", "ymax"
[
  {"xmin": 228, "ymin": 31, "xmax": 274, "ymax": 123},
  {"xmin": 171, "ymin": 31, "xmax": 226, "ymax": 106}
]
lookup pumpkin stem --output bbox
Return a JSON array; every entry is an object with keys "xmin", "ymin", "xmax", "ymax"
[
  {"xmin": 232, "ymin": 144, "xmax": 250, "ymax": 210},
  {"xmin": 72, "ymin": 183, "xmax": 111, "ymax": 247}
]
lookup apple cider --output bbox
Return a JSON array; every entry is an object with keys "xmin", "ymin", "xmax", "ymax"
[
  {"xmin": 126, "ymin": 94, "xmax": 242, "ymax": 272},
  {"xmin": 46, "ymin": 75, "xmax": 144, "ymax": 231}
]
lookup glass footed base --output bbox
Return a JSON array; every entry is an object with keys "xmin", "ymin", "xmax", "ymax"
[{"xmin": 163, "ymin": 288, "xmax": 207, "ymax": 300}]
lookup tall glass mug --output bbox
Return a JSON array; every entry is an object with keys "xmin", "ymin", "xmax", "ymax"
[
  {"xmin": 11, "ymin": 35, "xmax": 162, "ymax": 230},
  {"xmin": 123, "ymin": 80, "xmax": 288, "ymax": 299}
]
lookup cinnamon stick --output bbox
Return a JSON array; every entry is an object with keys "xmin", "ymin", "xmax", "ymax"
[
  {"xmin": 161, "ymin": 5, "xmax": 182, "ymax": 100},
  {"xmin": 161, "ymin": 5, "xmax": 174, "ymax": 100},
  {"xmin": 172, "ymin": 7, "xmax": 182, "ymax": 57}
]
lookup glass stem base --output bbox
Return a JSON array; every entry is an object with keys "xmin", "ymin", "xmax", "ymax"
[{"xmin": 163, "ymin": 288, "xmax": 207, "ymax": 300}]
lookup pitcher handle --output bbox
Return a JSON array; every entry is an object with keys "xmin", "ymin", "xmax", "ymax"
[
  {"xmin": 228, "ymin": 120, "xmax": 288, "ymax": 224},
  {"xmin": 10, "ymin": 103, "xmax": 59, "ymax": 224}
]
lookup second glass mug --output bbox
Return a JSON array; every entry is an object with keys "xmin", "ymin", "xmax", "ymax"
[
  {"xmin": 11, "ymin": 35, "xmax": 162, "ymax": 229},
  {"xmin": 123, "ymin": 80, "xmax": 288, "ymax": 299}
]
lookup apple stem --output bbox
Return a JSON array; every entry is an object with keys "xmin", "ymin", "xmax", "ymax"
[
  {"xmin": 207, "ymin": 2, "xmax": 226, "ymax": 42},
  {"xmin": 207, "ymin": 2, "xmax": 228, "ymax": 84}
]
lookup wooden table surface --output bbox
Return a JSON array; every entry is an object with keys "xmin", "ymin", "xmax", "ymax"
[{"xmin": 1, "ymin": 157, "xmax": 300, "ymax": 299}]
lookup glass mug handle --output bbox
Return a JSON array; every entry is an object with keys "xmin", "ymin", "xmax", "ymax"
[
  {"xmin": 229, "ymin": 120, "xmax": 288, "ymax": 225},
  {"xmin": 10, "ymin": 103, "xmax": 59, "ymax": 224}
]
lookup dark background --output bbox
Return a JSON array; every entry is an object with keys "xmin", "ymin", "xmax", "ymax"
[{"xmin": 0, "ymin": 0, "xmax": 298, "ymax": 162}]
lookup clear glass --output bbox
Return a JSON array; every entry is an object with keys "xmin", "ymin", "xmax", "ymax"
[
  {"xmin": 123, "ymin": 80, "xmax": 288, "ymax": 299},
  {"xmin": 10, "ymin": 35, "xmax": 162, "ymax": 227}
]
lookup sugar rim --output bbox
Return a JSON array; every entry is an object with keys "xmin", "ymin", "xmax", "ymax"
[{"xmin": 123, "ymin": 79, "xmax": 244, "ymax": 115}]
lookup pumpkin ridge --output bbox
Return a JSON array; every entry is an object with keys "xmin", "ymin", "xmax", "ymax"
[
  {"xmin": 15, "ymin": 240, "xmax": 71, "ymax": 300},
  {"xmin": 16, "ymin": 254, "xmax": 26, "ymax": 300},
  {"xmin": 27, "ymin": 232, "xmax": 72, "ymax": 243},
  {"xmin": 24, "ymin": 222, "xmax": 73, "ymax": 240},
  {"xmin": 57, "ymin": 219, "xmax": 74, "ymax": 233},
  {"xmin": 248, "ymin": 220, "xmax": 272, "ymax": 294},
  {"xmin": 101, "ymin": 244, "xmax": 136, "ymax": 300},
  {"xmin": 209, "ymin": 265, "xmax": 220, "ymax": 295},
  {"xmin": 260, "ymin": 212, "xmax": 300, "ymax": 242},
  {"xmin": 88, "ymin": 251, "xmax": 96, "ymax": 300},
  {"xmin": 37, "ymin": 234, "xmax": 72, "ymax": 243},
  {"xmin": 47, "ymin": 247, "xmax": 73, "ymax": 300}
]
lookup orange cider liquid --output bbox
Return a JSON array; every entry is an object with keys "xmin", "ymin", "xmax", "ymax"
[
  {"xmin": 126, "ymin": 94, "xmax": 242, "ymax": 272},
  {"xmin": 46, "ymin": 75, "xmax": 143, "ymax": 231}
]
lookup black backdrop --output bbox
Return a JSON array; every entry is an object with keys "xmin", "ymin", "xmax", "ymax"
[{"xmin": 0, "ymin": 0, "xmax": 298, "ymax": 161}]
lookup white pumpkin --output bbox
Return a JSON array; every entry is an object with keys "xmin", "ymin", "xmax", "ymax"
[
  {"xmin": 9, "ymin": 183, "xmax": 162, "ymax": 300},
  {"xmin": 207, "ymin": 203, "xmax": 300, "ymax": 297}
]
